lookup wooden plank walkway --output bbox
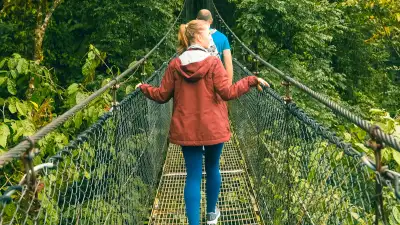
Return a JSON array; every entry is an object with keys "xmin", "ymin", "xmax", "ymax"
[{"xmin": 149, "ymin": 141, "xmax": 262, "ymax": 224}]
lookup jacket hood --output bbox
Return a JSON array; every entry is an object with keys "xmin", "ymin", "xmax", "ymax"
[{"xmin": 175, "ymin": 50, "xmax": 215, "ymax": 82}]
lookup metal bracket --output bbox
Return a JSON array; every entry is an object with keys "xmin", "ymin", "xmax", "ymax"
[
  {"xmin": 281, "ymin": 81, "xmax": 292, "ymax": 104},
  {"xmin": 21, "ymin": 136, "xmax": 37, "ymax": 191},
  {"xmin": 141, "ymin": 60, "xmax": 148, "ymax": 83},
  {"xmin": 111, "ymin": 83, "xmax": 120, "ymax": 106},
  {"xmin": 253, "ymin": 58, "xmax": 259, "ymax": 76},
  {"xmin": 366, "ymin": 125, "xmax": 387, "ymax": 225},
  {"xmin": 393, "ymin": 175, "xmax": 400, "ymax": 199}
]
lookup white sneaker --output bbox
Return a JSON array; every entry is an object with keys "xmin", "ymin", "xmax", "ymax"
[{"xmin": 206, "ymin": 207, "xmax": 221, "ymax": 224}]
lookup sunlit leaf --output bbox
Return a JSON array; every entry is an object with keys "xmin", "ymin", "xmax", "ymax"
[
  {"xmin": 7, "ymin": 79, "xmax": 17, "ymax": 95},
  {"xmin": 67, "ymin": 83, "xmax": 80, "ymax": 95},
  {"xmin": 0, "ymin": 123, "xmax": 10, "ymax": 148},
  {"xmin": 0, "ymin": 76, "xmax": 7, "ymax": 86}
]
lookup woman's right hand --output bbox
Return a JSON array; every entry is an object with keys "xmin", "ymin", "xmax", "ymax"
[
  {"xmin": 135, "ymin": 82, "xmax": 143, "ymax": 89},
  {"xmin": 257, "ymin": 78, "xmax": 270, "ymax": 92}
]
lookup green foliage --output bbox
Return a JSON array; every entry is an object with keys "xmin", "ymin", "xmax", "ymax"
[
  {"xmin": 231, "ymin": 0, "xmax": 399, "ymax": 117},
  {"xmin": 42, "ymin": 0, "xmax": 183, "ymax": 85},
  {"xmin": 0, "ymin": 123, "xmax": 10, "ymax": 149},
  {"xmin": 231, "ymin": 0, "xmax": 400, "ymax": 222},
  {"xmin": 0, "ymin": 0, "xmax": 182, "ymax": 222},
  {"xmin": 82, "ymin": 44, "xmax": 110, "ymax": 85},
  {"xmin": 0, "ymin": 46, "xmax": 112, "ymax": 193},
  {"xmin": 1, "ymin": 0, "xmax": 183, "ymax": 87},
  {"xmin": 340, "ymin": 108, "xmax": 400, "ymax": 169},
  {"xmin": 0, "ymin": 1, "xmax": 36, "ymax": 58}
]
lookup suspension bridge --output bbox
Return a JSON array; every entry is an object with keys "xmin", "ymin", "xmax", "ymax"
[{"xmin": 1, "ymin": 1, "xmax": 400, "ymax": 224}]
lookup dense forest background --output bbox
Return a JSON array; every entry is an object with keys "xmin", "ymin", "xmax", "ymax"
[
  {"xmin": 225, "ymin": 0, "xmax": 400, "ymax": 177},
  {"xmin": 0, "ymin": 0, "xmax": 399, "ymax": 222},
  {"xmin": 229, "ymin": 0, "xmax": 399, "ymax": 116},
  {"xmin": 0, "ymin": 0, "xmax": 183, "ymax": 153}
]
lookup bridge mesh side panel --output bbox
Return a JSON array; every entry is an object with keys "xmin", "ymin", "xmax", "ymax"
[
  {"xmin": 230, "ymin": 60, "xmax": 375, "ymax": 225},
  {"xmin": 150, "ymin": 143, "xmax": 260, "ymax": 225},
  {"xmin": 0, "ymin": 65, "xmax": 172, "ymax": 225}
]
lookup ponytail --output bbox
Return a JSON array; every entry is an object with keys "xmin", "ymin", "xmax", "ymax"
[
  {"xmin": 178, "ymin": 24, "xmax": 189, "ymax": 55},
  {"xmin": 177, "ymin": 20, "xmax": 208, "ymax": 55}
]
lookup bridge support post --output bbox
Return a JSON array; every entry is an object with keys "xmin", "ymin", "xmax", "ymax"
[
  {"xmin": 111, "ymin": 83, "xmax": 120, "ymax": 111},
  {"xmin": 368, "ymin": 126, "xmax": 388, "ymax": 225},
  {"xmin": 253, "ymin": 58, "xmax": 259, "ymax": 77},
  {"xmin": 282, "ymin": 81, "xmax": 292, "ymax": 223},
  {"xmin": 21, "ymin": 136, "xmax": 38, "ymax": 192},
  {"xmin": 281, "ymin": 81, "xmax": 292, "ymax": 104},
  {"xmin": 141, "ymin": 60, "xmax": 147, "ymax": 84}
]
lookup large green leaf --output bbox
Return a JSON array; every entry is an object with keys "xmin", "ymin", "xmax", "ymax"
[
  {"xmin": 82, "ymin": 61, "xmax": 93, "ymax": 78},
  {"xmin": 74, "ymin": 111, "xmax": 83, "ymax": 128},
  {"xmin": 392, "ymin": 150, "xmax": 400, "ymax": 166},
  {"xmin": 67, "ymin": 83, "xmax": 79, "ymax": 95},
  {"xmin": 7, "ymin": 79, "xmax": 17, "ymax": 95},
  {"xmin": 16, "ymin": 101, "xmax": 27, "ymax": 116},
  {"xmin": 0, "ymin": 58, "xmax": 7, "ymax": 69},
  {"xmin": 16, "ymin": 58, "xmax": 29, "ymax": 74},
  {"xmin": 0, "ymin": 76, "xmax": 7, "ymax": 86},
  {"xmin": 11, "ymin": 53, "xmax": 21, "ymax": 59},
  {"xmin": 0, "ymin": 123, "xmax": 10, "ymax": 148},
  {"xmin": 393, "ymin": 207, "xmax": 400, "ymax": 224},
  {"xmin": 12, "ymin": 120, "xmax": 35, "ymax": 142},
  {"xmin": 369, "ymin": 108, "xmax": 386, "ymax": 115},
  {"xmin": 7, "ymin": 58, "xmax": 18, "ymax": 70},
  {"xmin": 88, "ymin": 51, "xmax": 96, "ymax": 60},
  {"xmin": 10, "ymin": 70, "xmax": 17, "ymax": 79},
  {"xmin": 8, "ymin": 98, "xmax": 17, "ymax": 114},
  {"xmin": 87, "ymin": 105, "xmax": 95, "ymax": 118}
]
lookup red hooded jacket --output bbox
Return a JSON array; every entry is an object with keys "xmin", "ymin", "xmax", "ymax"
[{"xmin": 140, "ymin": 55, "xmax": 258, "ymax": 146}]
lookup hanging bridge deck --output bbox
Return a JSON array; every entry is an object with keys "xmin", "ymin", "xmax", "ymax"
[{"xmin": 149, "ymin": 141, "xmax": 262, "ymax": 224}]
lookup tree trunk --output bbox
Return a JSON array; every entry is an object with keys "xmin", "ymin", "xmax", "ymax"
[
  {"xmin": 34, "ymin": 0, "xmax": 63, "ymax": 63},
  {"xmin": 34, "ymin": 27, "xmax": 45, "ymax": 62}
]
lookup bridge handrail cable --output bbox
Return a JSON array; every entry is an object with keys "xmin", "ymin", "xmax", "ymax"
[
  {"xmin": 212, "ymin": 1, "xmax": 400, "ymax": 199},
  {"xmin": 211, "ymin": 1, "xmax": 400, "ymax": 153},
  {"xmin": 0, "ymin": 2, "xmax": 185, "ymax": 168}
]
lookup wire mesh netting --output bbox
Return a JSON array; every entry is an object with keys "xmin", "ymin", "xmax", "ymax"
[
  {"xmin": 2, "ymin": 5, "xmax": 399, "ymax": 222},
  {"xmin": 150, "ymin": 143, "xmax": 260, "ymax": 225},
  {"xmin": 0, "ymin": 57, "xmax": 386, "ymax": 225},
  {"xmin": 229, "ymin": 59, "xmax": 376, "ymax": 224},
  {"xmin": 0, "ymin": 63, "xmax": 172, "ymax": 225}
]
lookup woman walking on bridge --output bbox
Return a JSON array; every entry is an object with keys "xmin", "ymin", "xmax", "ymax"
[{"xmin": 136, "ymin": 19, "xmax": 269, "ymax": 225}]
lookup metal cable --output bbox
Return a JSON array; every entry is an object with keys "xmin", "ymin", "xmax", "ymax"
[
  {"xmin": 0, "ymin": 57, "xmax": 173, "ymax": 224},
  {"xmin": 230, "ymin": 58, "xmax": 376, "ymax": 224},
  {"xmin": 211, "ymin": 0, "xmax": 400, "ymax": 152},
  {"xmin": 0, "ymin": 3, "xmax": 185, "ymax": 167},
  {"xmin": 235, "ymin": 57, "xmax": 400, "ymax": 200}
]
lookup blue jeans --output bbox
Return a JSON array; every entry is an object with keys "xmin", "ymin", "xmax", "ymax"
[{"xmin": 182, "ymin": 143, "xmax": 223, "ymax": 225}]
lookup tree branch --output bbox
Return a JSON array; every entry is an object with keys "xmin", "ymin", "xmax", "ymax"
[
  {"xmin": 37, "ymin": 0, "xmax": 44, "ymax": 28},
  {"xmin": 40, "ymin": 0, "xmax": 63, "ymax": 31},
  {"xmin": 34, "ymin": 0, "xmax": 63, "ymax": 62}
]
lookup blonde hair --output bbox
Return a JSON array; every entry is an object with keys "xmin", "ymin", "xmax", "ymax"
[{"xmin": 178, "ymin": 20, "xmax": 208, "ymax": 54}]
